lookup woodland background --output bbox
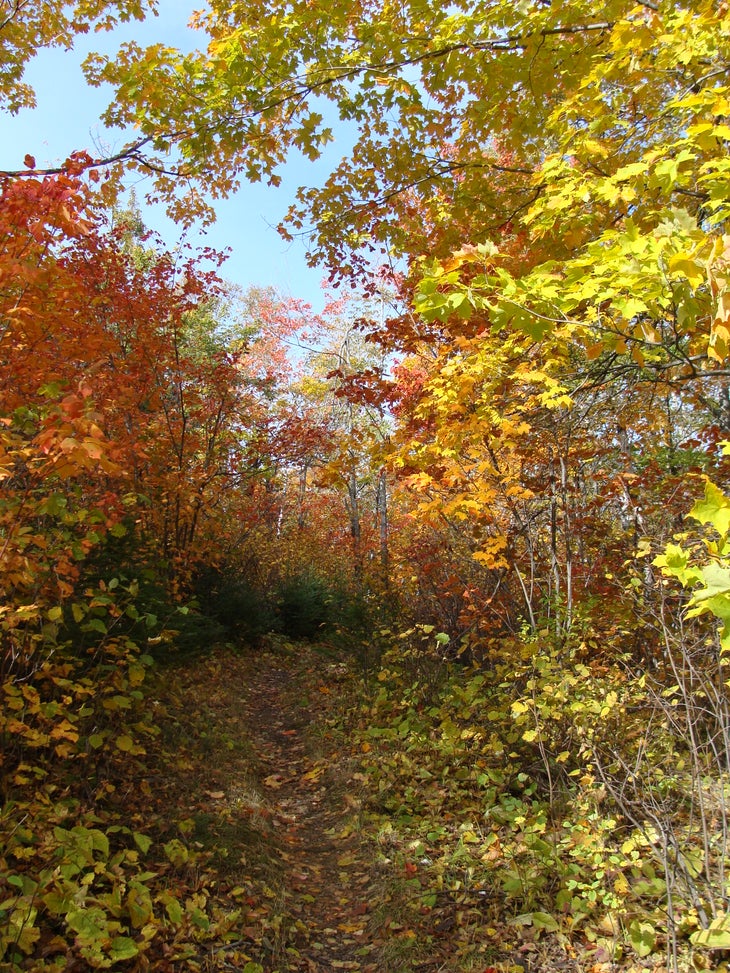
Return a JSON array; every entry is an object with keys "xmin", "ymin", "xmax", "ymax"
[{"xmin": 2, "ymin": 1, "xmax": 730, "ymax": 970}]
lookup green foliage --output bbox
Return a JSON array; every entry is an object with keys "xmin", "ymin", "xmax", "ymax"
[
  {"xmin": 654, "ymin": 475, "xmax": 730, "ymax": 651},
  {"xmin": 0, "ymin": 596, "xmax": 161, "ymax": 969},
  {"xmin": 0, "ymin": 600, "xmax": 259, "ymax": 969},
  {"xmin": 194, "ymin": 566, "xmax": 277, "ymax": 645},
  {"xmin": 274, "ymin": 570, "xmax": 334, "ymax": 640},
  {"xmin": 1, "ymin": 811, "xmax": 155, "ymax": 969},
  {"xmin": 360, "ymin": 634, "xmax": 632, "ymax": 913},
  {"xmin": 351, "ymin": 623, "xmax": 730, "ymax": 967}
]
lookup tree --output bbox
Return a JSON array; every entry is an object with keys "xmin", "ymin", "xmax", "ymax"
[
  {"xmin": 0, "ymin": 0, "xmax": 150, "ymax": 115},
  {"xmin": 80, "ymin": 2, "xmax": 730, "ymax": 628},
  {"xmin": 78, "ymin": 3, "xmax": 721, "ymax": 264}
]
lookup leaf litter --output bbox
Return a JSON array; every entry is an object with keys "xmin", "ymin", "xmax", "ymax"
[
  {"xmin": 149, "ymin": 641, "xmax": 606, "ymax": 972},
  {"xmin": 151, "ymin": 640, "xmax": 387, "ymax": 971},
  {"xmin": 234, "ymin": 644, "xmax": 379, "ymax": 972}
]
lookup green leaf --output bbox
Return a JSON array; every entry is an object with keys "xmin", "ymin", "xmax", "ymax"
[
  {"xmin": 531, "ymin": 911, "xmax": 559, "ymax": 932},
  {"xmin": 90, "ymin": 829, "xmax": 109, "ymax": 858},
  {"xmin": 109, "ymin": 937, "xmax": 139, "ymax": 961},
  {"xmin": 126, "ymin": 883, "xmax": 153, "ymax": 927},
  {"xmin": 689, "ymin": 562, "xmax": 730, "ymax": 605},
  {"xmin": 40, "ymin": 493, "xmax": 68, "ymax": 516},
  {"xmin": 615, "ymin": 296, "xmax": 648, "ymax": 319},
  {"xmin": 511, "ymin": 911, "xmax": 559, "ymax": 932},
  {"xmin": 115, "ymin": 734, "xmax": 135, "ymax": 752},
  {"xmin": 164, "ymin": 896, "xmax": 184, "ymax": 924},
  {"xmin": 42, "ymin": 890, "xmax": 73, "ymax": 915},
  {"xmin": 691, "ymin": 914, "xmax": 730, "ymax": 949},
  {"xmin": 628, "ymin": 919, "xmax": 656, "ymax": 957},
  {"xmin": 85, "ymin": 617, "xmax": 107, "ymax": 635},
  {"xmin": 133, "ymin": 832, "xmax": 153, "ymax": 855},
  {"xmin": 163, "ymin": 838, "xmax": 189, "ymax": 866}
]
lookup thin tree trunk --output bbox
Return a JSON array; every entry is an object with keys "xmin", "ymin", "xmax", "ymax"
[
  {"xmin": 376, "ymin": 466, "xmax": 389, "ymax": 590},
  {"xmin": 346, "ymin": 468, "xmax": 363, "ymax": 588}
]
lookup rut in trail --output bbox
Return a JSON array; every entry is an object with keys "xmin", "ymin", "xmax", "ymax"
[{"xmin": 234, "ymin": 648, "xmax": 384, "ymax": 973}]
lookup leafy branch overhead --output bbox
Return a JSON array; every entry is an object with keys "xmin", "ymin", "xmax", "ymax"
[
  {"xmin": 74, "ymin": 1, "xmax": 727, "ymax": 270},
  {"xmin": 0, "ymin": 0, "xmax": 152, "ymax": 114}
]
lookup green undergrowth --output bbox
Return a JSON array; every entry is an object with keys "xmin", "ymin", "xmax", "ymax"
[
  {"xmin": 0, "ymin": 620, "xmax": 365, "ymax": 972},
  {"xmin": 4, "ymin": 605, "xmax": 730, "ymax": 973},
  {"xmin": 0, "ymin": 620, "xmax": 276, "ymax": 972},
  {"xmin": 346, "ymin": 624, "xmax": 730, "ymax": 972}
]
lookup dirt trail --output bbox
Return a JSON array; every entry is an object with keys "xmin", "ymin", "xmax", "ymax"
[
  {"xmin": 162, "ymin": 644, "xmax": 583, "ymax": 973},
  {"xmin": 236, "ymin": 651, "xmax": 380, "ymax": 972}
]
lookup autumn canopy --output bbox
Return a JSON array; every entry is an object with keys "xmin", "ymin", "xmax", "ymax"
[{"xmin": 2, "ymin": 0, "xmax": 730, "ymax": 970}]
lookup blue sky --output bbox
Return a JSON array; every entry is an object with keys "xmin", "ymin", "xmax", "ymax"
[{"xmin": 0, "ymin": 0, "xmax": 339, "ymax": 311}]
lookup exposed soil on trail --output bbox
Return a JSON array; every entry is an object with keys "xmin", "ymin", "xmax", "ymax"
[{"xmin": 236, "ymin": 652, "xmax": 381, "ymax": 972}]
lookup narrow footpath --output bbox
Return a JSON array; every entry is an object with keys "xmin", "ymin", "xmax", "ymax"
[
  {"xmin": 158, "ymin": 642, "xmax": 580, "ymax": 973},
  {"xmin": 236, "ymin": 649, "xmax": 380, "ymax": 972},
  {"xmin": 161, "ymin": 642, "xmax": 394, "ymax": 973}
]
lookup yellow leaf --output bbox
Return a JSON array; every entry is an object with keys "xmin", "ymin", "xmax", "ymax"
[
  {"xmin": 614, "ymin": 874, "xmax": 630, "ymax": 895},
  {"xmin": 668, "ymin": 253, "xmax": 705, "ymax": 287}
]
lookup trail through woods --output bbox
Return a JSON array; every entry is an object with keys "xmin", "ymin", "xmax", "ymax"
[
  {"xmin": 162, "ymin": 644, "xmax": 388, "ymax": 972},
  {"xmin": 160, "ymin": 644, "xmax": 584, "ymax": 973},
  {"xmin": 234, "ymin": 650, "xmax": 379, "ymax": 971}
]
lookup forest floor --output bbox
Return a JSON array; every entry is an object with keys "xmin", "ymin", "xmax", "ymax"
[{"xmin": 150, "ymin": 640, "xmax": 591, "ymax": 973}]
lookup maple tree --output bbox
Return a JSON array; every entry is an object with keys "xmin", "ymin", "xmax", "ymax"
[
  {"xmin": 0, "ymin": 169, "xmax": 286, "ymax": 968},
  {"xmin": 0, "ymin": 0, "xmax": 151, "ymax": 115},
  {"xmin": 79, "ymin": 2, "xmax": 723, "ymax": 266},
  {"xmin": 83, "ymin": 0, "xmax": 730, "ymax": 589}
]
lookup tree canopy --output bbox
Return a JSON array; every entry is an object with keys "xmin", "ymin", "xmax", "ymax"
[{"xmin": 83, "ymin": 1, "xmax": 727, "ymax": 269}]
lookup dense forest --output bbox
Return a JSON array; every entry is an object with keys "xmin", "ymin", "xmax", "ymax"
[{"xmin": 2, "ymin": 1, "xmax": 730, "ymax": 970}]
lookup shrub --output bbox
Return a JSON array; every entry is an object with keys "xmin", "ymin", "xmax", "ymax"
[
  {"xmin": 275, "ymin": 570, "xmax": 333, "ymax": 640},
  {"xmin": 193, "ymin": 568, "xmax": 276, "ymax": 644}
]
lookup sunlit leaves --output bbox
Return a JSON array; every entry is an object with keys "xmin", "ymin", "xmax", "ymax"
[
  {"xmin": 0, "ymin": 0, "xmax": 150, "ymax": 114},
  {"xmin": 654, "ymin": 479, "xmax": 730, "ymax": 650},
  {"xmin": 690, "ymin": 480, "xmax": 730, "ymax": 537}
]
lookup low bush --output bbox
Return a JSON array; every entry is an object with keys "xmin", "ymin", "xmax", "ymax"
[{"xmin": 275, "ymin": 570, "xmax": 333, "ymax": 640}]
